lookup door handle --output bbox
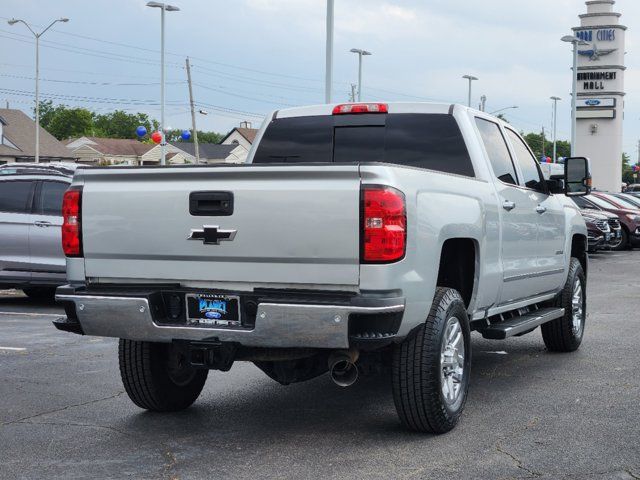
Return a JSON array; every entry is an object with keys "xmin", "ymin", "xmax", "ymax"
[
  {"xmin": 502, "ymin": 200, "xmax": 516, "ymax": 211},
  {"xmin": 34, "ymin": 220, "xmax": 52, "ymax": 227},
  {"xmin": 535, "ymin": 205, "xmax": 547, "ymax": 214}
]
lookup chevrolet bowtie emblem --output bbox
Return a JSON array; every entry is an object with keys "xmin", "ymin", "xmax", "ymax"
[{"xmin": 188, "ymin": 225, "xmax": 237, "ymax": 245}]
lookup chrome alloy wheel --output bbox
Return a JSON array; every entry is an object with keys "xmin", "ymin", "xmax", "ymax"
[
  {"xmin": 440, "ymin": 316, "xmax": 465, "ymax": 405},
  {"xmin": 571, "ymin": 277, "xmax": 585, "ymax": 337}
]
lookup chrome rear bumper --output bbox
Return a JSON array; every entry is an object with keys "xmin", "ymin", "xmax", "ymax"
[{"xmin": 55, "ymin": 292, "xmax": 404, "ymax": 349}]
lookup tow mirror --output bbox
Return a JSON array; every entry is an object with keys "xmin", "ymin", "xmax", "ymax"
[{"xmin": 564, "ymin": 157, "xmax": 591, "ymax": 196}]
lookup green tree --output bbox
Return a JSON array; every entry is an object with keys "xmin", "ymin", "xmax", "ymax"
[
  {"xmin": 495, "ymin": 113, "xmax": 510, "ymax": 123},
  {"xmin": 621, "ymin": 152, "xmax": 636, "ymax": 185},
  {"xmin": 165, "ymin": 128, "xmax": 224, "ymax": 144},
  {"xmin": 93, "ymin": 110, "xmax": 156, "ymax": 139},
  {"xmin": 46, "ymin": 107, "xmax": 94, "ymax": 140},
  {"xmin": 523, "ymin": 132, "xmax": 570, "ymax": 161}
]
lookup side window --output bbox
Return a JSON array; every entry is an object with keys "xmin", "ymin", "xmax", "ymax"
[
  {"xmin": 505, "ymin": 129, "xmax": 545, "ymax": 191},
  {"xmin": 474, "ymin": 118, "xmax": 518, "ymax": 185},
  {"xmin": 37, "ymin": 181, "xmax": 68, "ymax": 216},
  {"xmin": 0, "ymin": 181, "xmax": 34, "ymax": 213}
]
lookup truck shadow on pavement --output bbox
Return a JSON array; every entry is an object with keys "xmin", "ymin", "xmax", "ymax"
[{"xmin": 120, "ymin": 338, "xmax": 564, "ymax": 440}]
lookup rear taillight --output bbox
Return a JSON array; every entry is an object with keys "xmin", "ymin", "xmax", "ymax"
[
  {"xmin": 62, "ymin": 189, "xmax": 82, "ymax": 257},
  {"xmin": 332, "ymin": 103, "xmax": 388, "ymax": 115},
  {"xmin": 361, "ymin": 185, "xmax": 406, "ymax": 263}
]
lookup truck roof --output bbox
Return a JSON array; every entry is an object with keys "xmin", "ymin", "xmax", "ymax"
[{"xmin": 274, "ymin": 102, "xmax": 463, "ymax": 119}]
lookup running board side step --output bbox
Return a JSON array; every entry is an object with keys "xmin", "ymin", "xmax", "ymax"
[{"xmin": 479, "ymin": 307, "xmax": 565, "ymax": 340}]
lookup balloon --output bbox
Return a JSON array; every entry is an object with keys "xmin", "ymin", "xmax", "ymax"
[
  {"xmin": 181, "ymin": 130, "xmax": 191, "ymax": 141},
  {"xmin": 151, "ymin": 131, "xmax": 162, "ymax": 144},
  {"xmin": 136, "ymin": 125, "xmax": 147, "ymax": 137}
]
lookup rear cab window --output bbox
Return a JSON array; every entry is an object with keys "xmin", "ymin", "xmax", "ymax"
[{"xmin": 252, "ymin": 113, "xmax": 475, "ymax": 177}]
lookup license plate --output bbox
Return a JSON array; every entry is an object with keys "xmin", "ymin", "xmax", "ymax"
[
  {"xmin": 605, "ymin": 233, "xmax": 611, "ymax": 241},
  {"xmin": 186, "ymin": 293, "xmax": 240, "ymax": 327}
]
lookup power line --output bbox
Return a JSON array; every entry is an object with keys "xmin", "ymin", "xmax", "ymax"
[
  {"xmin": 0, "ymin": 87, "xmax": 266, "ymax": 120},
  {"xmin": 0, "ymin": 87, "xmax": 182, "ymax": 106},
  {"xmin": 0, "ymin": 73, "xmax": 185, "ymax": 87},
  {"xmin": 0, "ymin": 14, "xmax": 324, "ymax": 84},
  {"xmin": 0, "ymin": 62, "xmax": 179, "ymax": 81},
  {"xmin": 0, "ymin": 31, "xmax": 182, "ymax": 68},
  {"xmin": 193, "ymin": 83, "xmax": 298, "ymax": 107}
]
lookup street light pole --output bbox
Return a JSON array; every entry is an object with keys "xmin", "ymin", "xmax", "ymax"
[
  {"xmin": 8, "ymin": 17, "xmax": 69, "ymax": 163},
  {"xmin": 561, "ymin": 35, "xmax": 588, "ymax": 157},
  {"xmin": 325, "ymin": 0, "xmax": 334, "ymax": 103},
  {"xmin": 462, "ymin": 75, "xmax": 478, "ymax": 108},
  {"xmin": 147, "ymin": 2, "xmax": 180, "ymax": 166},
  {"xmin": 550, "ymin": 96, "xmax": 561, "ymax": 163},
  {"xmin": 350, "ymin": 49, "xmax": 372, "ymax": 102},
  {"xmin": 489, "ymin": 106, "xmax": 519, "ymax": 115}
]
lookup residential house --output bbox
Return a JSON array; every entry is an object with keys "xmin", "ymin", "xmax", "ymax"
[
  {"xmin": 220, "ymin": 122, "xmax": 259, "ymax": 163},
  {"xmin": 169, "ymin": 142, "xmax": 242, "ymax": 164},
  {"xmin": 0, "ymin": 108, "xmax": 77, "ymax": 164},
  {"xmin": 64, "ymin": 137, "xmax": 154, "ymax": 165}
]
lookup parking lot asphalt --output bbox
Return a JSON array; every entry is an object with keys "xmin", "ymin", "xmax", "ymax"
[{"xmin": 0, "ymin": 252, "xmax": 639, "ymax": 480}]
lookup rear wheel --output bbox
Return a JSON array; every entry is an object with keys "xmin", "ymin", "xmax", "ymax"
[
  {"xmin": 118, "ymin": 340, "xmax": 208, "ymax": 412},
  {"xmin": 391, "ymin": 287, "xmax": 471, "ymax": 433},
  {"xmin": 541, "ymin": 258, "xmax": 586, "ymax": 352}
]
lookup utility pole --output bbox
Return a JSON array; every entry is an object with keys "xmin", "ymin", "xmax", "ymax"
[
  {"xmin": 185, "ymin": 57, "xmax": 200, "ymax": 164},
  {"xmin": 550, "ymin": 96, "xmax": 561, "ymax": 163},
  {"xmin": 349, "ymin": 84, "xmax": 357, "ymax": 102},
  {"xmin": 325, "ymin": 0, "xmax": 334, "ymax": 103}
]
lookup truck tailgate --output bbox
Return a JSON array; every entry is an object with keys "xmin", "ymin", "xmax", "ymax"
[{"xmin": 78, "ymin": 165, "xmax": 361, "ymax": 287}]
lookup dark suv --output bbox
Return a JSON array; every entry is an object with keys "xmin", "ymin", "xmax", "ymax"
[
  {"xmin": 572, "ymin": 194, "xmax": 640, "ymax": 250},
  {"xmin": 582, "ymin": 211, "xmax": 617, "ymax": 252},
  {"xmin": 0, "ymin": 163, "xmax": 77, "ymax": 298}
]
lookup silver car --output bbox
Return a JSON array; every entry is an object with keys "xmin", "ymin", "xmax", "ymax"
[{"xmin": 0, "ymin": 163, "xmax": 75, "ymax": 298}]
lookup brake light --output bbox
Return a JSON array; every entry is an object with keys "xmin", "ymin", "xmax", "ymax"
[
  {"xmin": 332, "ymin": 103, "xmax": 388, "ymax": 115},
  {"xmin": 361, "ymin": 185, "xmax": 406, "ymax": 263},
  {"xmin": 62, "ymin": 189, "xmax": 82, "ymax": 257}
]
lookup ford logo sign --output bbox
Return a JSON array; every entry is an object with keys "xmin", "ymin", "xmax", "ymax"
[
  {"xmin": 205, "ymin": 311, "xmax": 222, "ymax": 319},
  {"xmin": 585, "ymin": 99, "xmax": 601, "ymax": 106}
]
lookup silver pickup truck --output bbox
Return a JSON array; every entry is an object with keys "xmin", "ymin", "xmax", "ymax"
[{"xmin": 54, "ymin": 102, "xmax": 591, "ymax": 433}]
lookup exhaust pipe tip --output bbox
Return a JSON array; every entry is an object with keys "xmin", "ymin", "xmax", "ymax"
[{"xmin": 328, "ymin": 350, "xmax": 359, "ymax": 387}]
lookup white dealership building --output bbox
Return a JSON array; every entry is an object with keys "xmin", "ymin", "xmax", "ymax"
[{"xmin": 572, "ymin": 0, "xmax": 626, "ymax": 192}]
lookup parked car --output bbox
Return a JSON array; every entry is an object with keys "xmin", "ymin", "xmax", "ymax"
[
  {"xmin": 572, "ymin": 194, "xmax": 640, "ymax": 250},
  {"xmin": 624, "ymin": 184, "xmax": 640, "ymax": 193},
  {"xmin": 0, "ymin": 163, "xmax": 76, "ymax": 298},
  {"xmin": 609, "ymin": 192, "xmax": 640, "ymax": 209},
  {"xmin": 571, "ymin": 201, "xmax": 623, "ymax": 250},
  {"xmin": 54, "ymin": 102, "xmax": 590, "ymax": 434},
  {"xmin": 583, "ymin": 212, "xmax": 611, "ymax": 252}
]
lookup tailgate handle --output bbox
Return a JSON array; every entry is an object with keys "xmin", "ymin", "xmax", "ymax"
[{"xmin": 189, "ymin": 191, "xmax": 234, "ymax": 216}]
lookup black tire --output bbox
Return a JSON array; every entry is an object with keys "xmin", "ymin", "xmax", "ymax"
[
  {"xmin": 612, "ymin": 227, "xmax": 628, "ymax": 251},
  {"xmin": 118, "ymin": 340, "xmax": 208, "ymax": 412},
  {"xmin": 22, "ymin": 287, "xmax": 56, "ymax": 300},
  {"xmin": 541, "ymin": 258, "xmax": 586, "ymax": 352},
  {"xmin": 391, "ymin": 287, "xmax": 471, "ymax": 434}
]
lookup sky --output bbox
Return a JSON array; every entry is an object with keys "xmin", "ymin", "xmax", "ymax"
[{"xmin": 0, "ymin": 0, "xmax": 638, "ymax": 157}]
